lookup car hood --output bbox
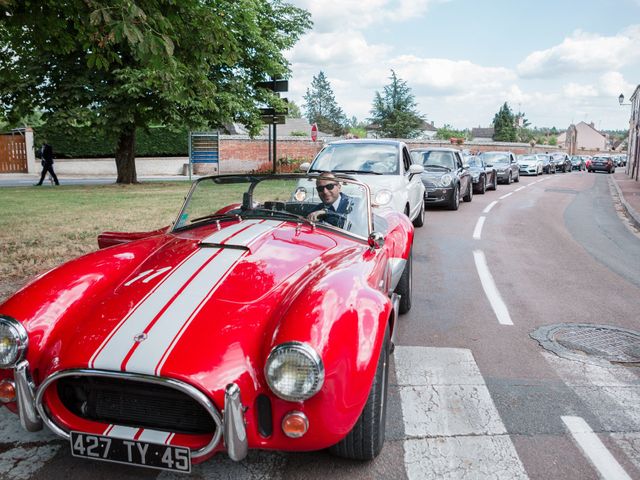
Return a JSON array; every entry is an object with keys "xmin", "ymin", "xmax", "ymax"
[
  {"xmin": 32, "ymin": 219, "xmax": 349, "ymax": 384},
  {"xmin": 421, "ymin": 168, "xmax": 450, "ymax": 179}
]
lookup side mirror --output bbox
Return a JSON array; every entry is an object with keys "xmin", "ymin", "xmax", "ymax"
[
  {"xmin": 368, "ymin": 231, "xmax": 385, "ymax": 249},
  {"xmin": 486, "ymin": 164, "xmax": 493, "ymax": 167},
  {"xmin": 408, "ymin": 164, "xmax": 424, "ymax": 175},
  {"xmin": 299, "ymin": 162, "xmax": 311, "ymax": 172}
]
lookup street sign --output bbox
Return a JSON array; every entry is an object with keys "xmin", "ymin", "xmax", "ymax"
[
  {"xmin": 255, "ymin": 79, "xmax": 289, "ymax": 93},
  {"xmin": 311, "ymin": 123, "xmax": 318, "ymax": 142}
]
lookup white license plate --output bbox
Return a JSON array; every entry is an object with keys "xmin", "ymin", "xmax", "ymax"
[{"xmin": 70, "ymin": 431, "xmax": 191, "ymax": 473}]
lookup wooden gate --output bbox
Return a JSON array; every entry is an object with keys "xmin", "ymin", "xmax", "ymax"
[{"xmin": 0, "ymin": 132, "xmax": 28, "ymax": 173}]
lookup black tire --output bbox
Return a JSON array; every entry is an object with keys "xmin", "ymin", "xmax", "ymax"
[
  {"xmin": 395, "ymin": 250, "xmax": 412, "ymax": 314},
  {"xmin": 478, "ymin": 176, "xmax": 486, "ymax": 194},
  {"xmin": 488, "ymin": 174, "xmax": 497, "ymax": 190},
  {"xmin": 514, "ymin": 172, "xmax": 520, "ymax": 183},
  {"xmin": 412, "ymin": 201, "xmax": 425, "ymax": 228},
  {"xmin": 506, "ymin": 172, "xmax": 512, "ymax": 185},
  {"xmin": 463, "ymin": 181, "xmax": 473, "ymax": 202},
  {"xmin": 330, "ymin": 323, "xmax": 390, "ymax": 460},
  {"xmin": 448, "ymin": 185, "xmax": 459, "ymax": 210}
]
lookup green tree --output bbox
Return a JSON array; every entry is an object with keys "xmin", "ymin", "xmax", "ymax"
[
  {"xmin": 286, "ymin": 100, "xmax": 302, "ymax": 119},
  {"xmin": 302, "ymin": 71, "xmax": 347, "ymax": 135},
  {"xmin": 492, "ymin": 102, "xmax": 517, "ymax": 142},
  {"xmin": 0, "ymin": 1, "xmax": 311, "ymax": 183},
  {"xmin": 435, "ymin": 124, "xmax": 468, "ymax": 141},
  {"xmin": 369, "ymin": 70, "xmax": 423, "ymax": 139}
]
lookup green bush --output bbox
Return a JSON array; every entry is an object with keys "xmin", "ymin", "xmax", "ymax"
[{"xmin": 34, "ymin": 125, "xmax": 189, "ymax": 158}]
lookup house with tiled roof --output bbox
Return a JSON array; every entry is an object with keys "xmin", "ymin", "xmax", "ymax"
[
  {"xmin": 559, "ymin": 121, "xmax": 607, "ymax": 153},
  {"xmin": 471, "ymin": 127, "xmax": 495, "ymax": 141}
]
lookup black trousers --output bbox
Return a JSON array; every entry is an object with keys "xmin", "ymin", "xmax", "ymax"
[{"xmin": 37, "ymin": 162, "xmax": 59, "ymax": 185}]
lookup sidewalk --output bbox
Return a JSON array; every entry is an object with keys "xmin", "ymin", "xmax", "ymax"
[{"xmin": 611, "ymin": 171, "xmax": 640, "ymax": 229}]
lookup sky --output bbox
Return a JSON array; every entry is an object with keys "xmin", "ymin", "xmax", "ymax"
[{"xmin": 285, "ymin": 0, "xmax": 640, "ymax": 131}]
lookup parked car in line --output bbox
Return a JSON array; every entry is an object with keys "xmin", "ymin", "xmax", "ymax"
[
  {"xmin": 0, "ymin": 173, "xmax": 415, "ymax": 471},
  {"xmin": 517, "ymin": 154, "xmax": 543, "ymax": 176},
  {"xmin": 550, "ymin": 153, "xmax": 572, "ymax": 173},
  {"xmin": 478, "ymin": 151, "xmax": 520, "ymax": 184},
  {"xmin": 299, "ymin": 139, "xmax": 425, "ymax": 227},
  {"xmin": 589, "ymin": 155, "xmax": 615, "ymax": 173},
  {"xmin": 411, "ymin": 147, "xmax": 473, "ymax": 210},
  {"xmin": 537, "ymin": 154, "xmax": 556, "ymax": 174},
  {"xmin": 465, "ymin": 155, "xmax": 498, "ymax": 193},
  {"xmin": 570, "ymin": 155, "xmax": 586, "ymax": 171},
  {"xmin": 584, "ymin": 156, "xmax": 592, "ymax": 170}
]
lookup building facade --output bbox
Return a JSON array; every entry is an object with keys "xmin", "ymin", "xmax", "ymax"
[{"xmin": 627, "ymin": 85, "xmax": 640, "ymax": 181}]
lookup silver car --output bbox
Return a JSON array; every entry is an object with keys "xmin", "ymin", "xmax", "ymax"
[{"xmin": 479, "ymin": 151, "xmax": 520, "ymax": 184}]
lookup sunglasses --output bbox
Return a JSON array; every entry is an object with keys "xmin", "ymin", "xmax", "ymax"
[{"xmin": 316, "ymin": 183, "xmax": 338, "ymax": 193}]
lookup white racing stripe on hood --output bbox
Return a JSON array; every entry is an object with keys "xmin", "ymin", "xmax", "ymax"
[{"xmin": 90, "ymin": 219, "xmax": 282, "ymax": 374}]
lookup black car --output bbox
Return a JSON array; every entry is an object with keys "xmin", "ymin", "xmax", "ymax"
[
  {"xmin": 411, "ymin": 148, "xmax": 473, "ymax": 211},
  {"xmin": 550, "ymin": 153, "xmax": 571, "ymax": 173},
  {"xmin": 538, "ymin": 154, "xmax": 556, "ymax": 174},
  {"xmin": 589, "ymin": 155, "xmax": 615, "ymax": 173},
  {"xmin": 570, "ymin": 155, "xmax": 586, "ymax": 171},
  {"xmin": 465, "ymin": 155, "xmax": 497, "ymax": 194}
]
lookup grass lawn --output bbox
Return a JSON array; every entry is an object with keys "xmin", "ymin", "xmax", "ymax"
[{"xmin": 0, "ymin": 182, "xmax": 191, "ymax": 302}]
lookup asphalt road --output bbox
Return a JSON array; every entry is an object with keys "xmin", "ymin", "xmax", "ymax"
[{"xmin": 1, "ymin": 170, "xmax": 639, "ymax": 479}]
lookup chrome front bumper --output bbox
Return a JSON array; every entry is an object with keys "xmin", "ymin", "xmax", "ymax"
[{"xmin": 13, "ymin": 362, "xmax": 248, "ymax": 461}]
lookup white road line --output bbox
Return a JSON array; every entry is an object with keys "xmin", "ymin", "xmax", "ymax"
[
  {"xmin": 515, "ymin": 186, "xmax": 525, "ymax": 192},
  {"xmin": 473, "ymin": 216, "xmax": 486, "ymax": 240},
  {"xmin": 562, "ymin": 416, "xmax": 631, "ymax": 480},
  {"xmin": 395, "ymin": 347, "xmax": 527, "ymax": 479},
  {"xmin": 473, "ymin": 250, "xmax": 513, "ymax": 325},
  {"xmin": 499, "ymin": 192, "xmax": 514, "ymax": 200},
  {"xmin": 483, "ymin": 201, "xmax": 498, "ymax": 213}
]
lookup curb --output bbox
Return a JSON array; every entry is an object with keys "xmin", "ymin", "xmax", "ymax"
[{"xmin": 610, "ymin": 176, "xmax": 640, "ymax": 229}]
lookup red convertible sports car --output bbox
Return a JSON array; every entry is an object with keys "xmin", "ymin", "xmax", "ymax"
[{"xmin": 0, "ymin": 174, "xmax": 414, "ymax": 473}]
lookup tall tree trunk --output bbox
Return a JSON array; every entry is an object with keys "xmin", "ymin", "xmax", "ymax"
[{"xmin": 115, "ymin": 124, "xmax": 137, "ymax": 184}]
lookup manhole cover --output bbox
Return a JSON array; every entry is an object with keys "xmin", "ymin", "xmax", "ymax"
[{"xmin": 530, "ymin": 324, "xmax": 640, "ymax": 366}]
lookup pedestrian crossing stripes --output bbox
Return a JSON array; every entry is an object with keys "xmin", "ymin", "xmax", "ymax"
[{"xmin": 394, "ymin": 346, "xmax": 528, "ymax": 479}]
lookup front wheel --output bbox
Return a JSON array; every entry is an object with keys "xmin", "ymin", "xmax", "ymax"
[
  {"xmin": 412, "ymin": 201, "xmax": 425, "ymax": 228},
  {"xmin": 448, "ymin": 185, "xmax": 460, "ymax": 210},
  {"xmin": 514, "ymin": 171, "xmax": 520, "ymax": 182},
  {"xmin": 463, "ymin": 181, "xmax": 473, "ymax": 202},
  {"xmin": 395, "ymin": 250, "xmax": 412, "ymax": 314},
  {"xmin": 478, "ymin": 176, "xmax": 487, "ymax": 194},
  {"xmin": 330, "ymin": 323, "xmax": 390, "ymax": 460},
  {"xmin": 506, "ymin": 172, "xmax": 512, "ymax": 185}
]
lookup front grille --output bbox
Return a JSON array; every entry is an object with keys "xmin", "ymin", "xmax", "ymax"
[{"xmin": 57, "ymin": 376, "xmax": 217, "ymax": 435}]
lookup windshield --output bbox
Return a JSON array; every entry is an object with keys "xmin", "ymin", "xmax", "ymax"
[
  {"xmin": 173, "ymin": 175, "xmax": 372, "ymax": 239},
  {"xmin": 414, "ymin": 150, "xmax": 457, "ymax": 170},
  {"xmin": 480, "ymin": 152, "xmax": 509, "ymax": 164},
  {"xmin": 519, "ymin": 155, "xmax": 537, "ymax": 162},
  {"xmin": 311, "ymin": 143, "xmax": 399, "ymax": 174},
  {"xmin": 466, "ymin": 157, "xmax": 482, "ymax": 167}
]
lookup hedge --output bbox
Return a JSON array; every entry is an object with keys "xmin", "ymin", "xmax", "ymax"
[{"xmin": 34, "ymin": 125, "xmax": 189, "ymax": 158}]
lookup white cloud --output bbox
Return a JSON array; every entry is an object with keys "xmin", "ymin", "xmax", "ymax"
[
  {"xmin": 564, "ymin": 83, "xmax": 599, "ymax": 98},
  {"xmin": 517, "ymin": 26, "xmax": 640, "ymax": 78},
  {"xmin": 288, "ymin": 0, "xmax": 446, "ymax": 32},
  {"xmin": 598, "ymin": 71, "xmax": 635, "ymax": 98}
]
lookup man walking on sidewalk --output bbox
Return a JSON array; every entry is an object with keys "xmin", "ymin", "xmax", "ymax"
[{"xmin": 34, "ymin": 141, "xmax": 59, "ymax": 186}]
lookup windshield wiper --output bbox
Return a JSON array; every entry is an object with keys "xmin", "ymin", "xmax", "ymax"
[
  {"xmin": 331, "ymin": 169, "xmax": 383, "ymax": 175},
  {"xmin": 424, "ymin": 165, "xmax": 452, "ymax": 171}
]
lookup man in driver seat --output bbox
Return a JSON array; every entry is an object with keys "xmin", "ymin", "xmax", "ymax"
[{"xmin": 307, "ymin": 172, "xmax": 353, "ymax": 227}]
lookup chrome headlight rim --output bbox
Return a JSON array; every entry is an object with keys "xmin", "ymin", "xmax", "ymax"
[
  {"xmin": 439, "ymin": 174, "xmax": 453, "ymax": 187},
  {"xmin": 373, "ymin": 189, "xmax": 393, "ymax": 207},
  {"xmin": 264, "ymin": 341, "xmax": 324, "ymax": 402},
  {"xmin": 0, "ymin": 316, "xmax": 28, "ymax": 369}
]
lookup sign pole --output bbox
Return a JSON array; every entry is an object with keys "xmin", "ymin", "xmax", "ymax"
[{"xmin": 273, "ymin": 123, "xmax": 277, "ymax": 173}]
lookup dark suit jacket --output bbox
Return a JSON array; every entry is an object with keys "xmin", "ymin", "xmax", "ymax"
[{"xmin": 311, "ymin": 193, "xmax": 353, "ymax": 228}]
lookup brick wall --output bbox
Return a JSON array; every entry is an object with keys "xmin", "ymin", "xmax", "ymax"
[{"xmin": 194, "ymin": 135, "xmax": 327, "ymax": 174}]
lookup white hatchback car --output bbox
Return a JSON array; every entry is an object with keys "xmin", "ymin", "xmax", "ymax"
[{"xmin": 300, "ymin": 139, "xmax": 426, "ymax": 227}]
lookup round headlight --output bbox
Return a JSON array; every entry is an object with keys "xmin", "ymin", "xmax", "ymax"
[
  {"xmin": 439, "ymin": 174, "xmax": 453, "ymax": 187},
  {"xmin": 374, "ymin": 189, "xmax": 393, "ymax": 206},
  {"xmin": 265, "ymin": 342, "xmax": 324, "ymax": 402},
  {"xmin": 0, "ymin": 316, "xmax": 28, "ymax": 368}
]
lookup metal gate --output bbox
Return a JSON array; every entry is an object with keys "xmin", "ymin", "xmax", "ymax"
[{"xmin": 0, "ymin": 132, "xmax": 27, "ymax": 173}]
